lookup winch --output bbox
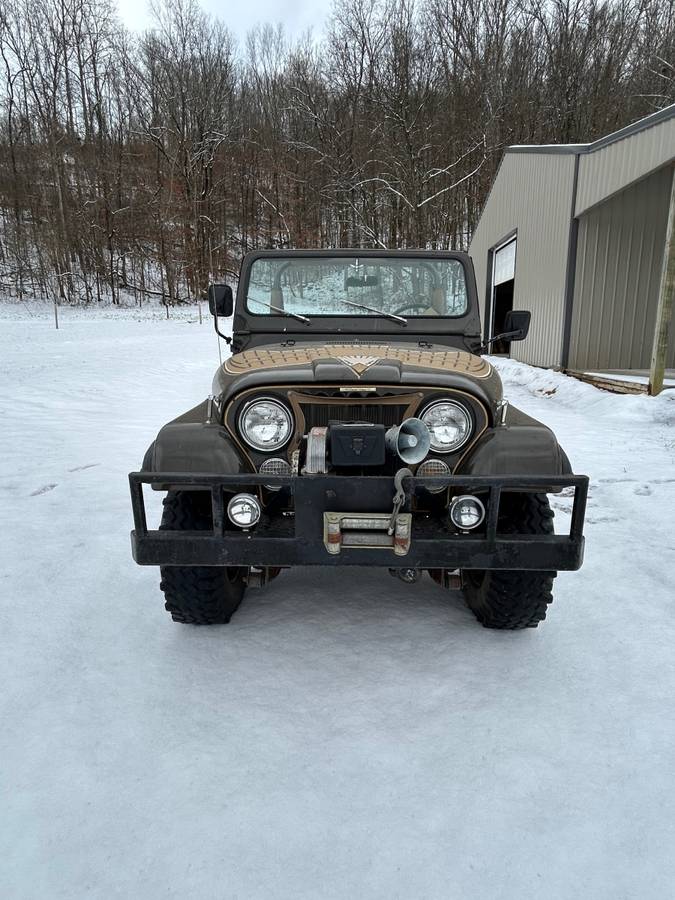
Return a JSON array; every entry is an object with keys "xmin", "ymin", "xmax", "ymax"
[{"xmin": 303, "ymin": 417, "xmax": 431, "ymax": 474}]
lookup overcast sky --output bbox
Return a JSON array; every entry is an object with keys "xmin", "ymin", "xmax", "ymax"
[{"xmin": 116, "ymin": 0, "xmax": 332, "ymax": 42}]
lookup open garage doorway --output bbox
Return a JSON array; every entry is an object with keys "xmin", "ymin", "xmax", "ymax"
[{"xmin": 489, "ymin": 237, "xmax": 517, "ymax": 355}]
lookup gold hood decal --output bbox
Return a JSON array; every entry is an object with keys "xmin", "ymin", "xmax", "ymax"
[{"xmin": 223, "ymin": 343, "xmax": 491, "ymax": 378}]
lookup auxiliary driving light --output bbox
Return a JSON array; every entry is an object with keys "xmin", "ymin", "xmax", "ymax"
[
  {"xmin": 449, "ymin": 495, "xmax": 485, "ymax": 530},
  {"xmin": 227, "ymin": 493, "xmax": 261, "ymax": 528}
]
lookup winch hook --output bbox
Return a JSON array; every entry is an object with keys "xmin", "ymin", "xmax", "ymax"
[{"xmin": 388, "ymin": 467, "xmax": 413, "ymax": 535}]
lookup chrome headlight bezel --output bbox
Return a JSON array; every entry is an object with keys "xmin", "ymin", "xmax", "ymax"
[
  {"xmin": 227, "ymin": 492, "xmax": 262, "ymax": 527},
  {"xmin": 238, "ymin": 397, "xmax": 294, "ymax": 452},
  {"xmin": 419, "ymin": 399, "xmax": 473, "ymax": 453}
]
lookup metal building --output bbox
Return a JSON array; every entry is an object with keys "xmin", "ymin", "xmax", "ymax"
[{"xmin": 469, "ymin": 105, "xmax": 675, "ymax": 392}]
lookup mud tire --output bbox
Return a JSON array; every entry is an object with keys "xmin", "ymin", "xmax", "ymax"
[
  {"xmin": 159, "ymin": 491, "xmax": 247, "ymax": 625},
  {"xmin": 462, "ymin": 493, "xmax": 556, "ymax": 630}
]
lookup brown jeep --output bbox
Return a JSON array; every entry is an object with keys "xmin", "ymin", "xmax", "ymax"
[{"xmin": 130, "ymin": 250, "xmax": 587, "ymax": 628}]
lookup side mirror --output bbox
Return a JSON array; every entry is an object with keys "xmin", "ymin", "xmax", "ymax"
[
  {"xmin": 207, "ymin": 283, "xmax": 233, "ymax": 318},
  {"xmin": 503, "ymin": 309, "xmax": 531, "ymax": 341}
]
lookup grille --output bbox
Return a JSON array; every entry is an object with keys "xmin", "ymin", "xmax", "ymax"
[{"xmin": 301, "ymin": 403, "xmax": 409, "ymax": 431}]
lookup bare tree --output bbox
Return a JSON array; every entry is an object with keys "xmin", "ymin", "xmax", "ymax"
[{"xmin": 0, "ymin": 0, "xmax": 672, "ymax": 304}]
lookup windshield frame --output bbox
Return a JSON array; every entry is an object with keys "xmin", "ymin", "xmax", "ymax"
[
  {"xmin": 242, "ymin": 251, "xmax": 470, "ymax": 323},
  {"xmin": 234, "ymin": 249, "xmax": 481, "ymax": 343}
]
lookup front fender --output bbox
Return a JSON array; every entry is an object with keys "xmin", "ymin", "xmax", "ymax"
[
  {"xmin": 144, "ymin": 423, "xmax": 248, "ymax": 476},
  {"xmin": 457, "ymin": 406, "xmax": 572, "ymax": 477},
  {"xmin": 141, "ymin": 400, "xmax": 248, "ymax": 490}
]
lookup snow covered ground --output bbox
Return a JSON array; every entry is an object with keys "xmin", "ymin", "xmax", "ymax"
[{"xmin": 1, "ymin": 307, "xmax": 674, "ymax": 899}]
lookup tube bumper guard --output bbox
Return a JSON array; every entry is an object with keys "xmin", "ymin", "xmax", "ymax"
[{"xmin": 129, "ymin": 471, "xmax": 587, "ymax": 571}]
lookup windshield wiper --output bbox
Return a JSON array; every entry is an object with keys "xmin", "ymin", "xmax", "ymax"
[
  {"xmin": 250, "ymin": 299, "xmax": 311, "ymax": 324},
  {"xmin": 337, "ymin": 297, "xmax": 407, "ymax": 325}
]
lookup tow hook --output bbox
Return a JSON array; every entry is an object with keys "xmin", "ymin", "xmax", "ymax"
[
  {"xmin": 246, "ymin": 567, "xmax": 283, "ymax": 588},
  {"xmin": 389, "ymin": 567, "xmax": 421, "ymax": 584}
]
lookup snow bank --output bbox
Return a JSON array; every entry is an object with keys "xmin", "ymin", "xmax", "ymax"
[{"xmin": 492, "ymin": 355, "xmax": 675, "ymax": 427}]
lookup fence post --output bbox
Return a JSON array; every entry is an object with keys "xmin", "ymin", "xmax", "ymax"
[{"xmin": 649, "ymin": 167, "xmax": 675, "ymax": 396}]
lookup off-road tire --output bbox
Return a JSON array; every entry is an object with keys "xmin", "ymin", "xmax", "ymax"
[
  {"xmin": 462, "ymin": 493, "xmax": 555, "ymax": 630},
  {"xmin": 159, "ymin": 491, "xmax": 247, "ymax": 625}
]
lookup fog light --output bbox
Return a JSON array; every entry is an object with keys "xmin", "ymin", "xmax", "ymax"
[
  {"xmin": 227, "ymin": 493, "xmax": 261, "ymax": 528},
  {"xmin": 449, "ymin": 495, "xmax": 485, "ymax": 530}
]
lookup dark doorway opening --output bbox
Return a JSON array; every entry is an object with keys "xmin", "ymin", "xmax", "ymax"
[
  {"xmin": 492, "ymin": 278, "xmax": 514, "ymax": 354},
  {"xmin": 488, "ymin": 236, "xmax": 517, "ymax": 355}
]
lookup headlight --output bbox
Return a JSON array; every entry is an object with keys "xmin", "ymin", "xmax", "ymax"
[
  {"xmin": 420, "ymin": 400, "xmax": 472, "ymax": 453},
  {"xmin": 238, "ymin": 397, "xmax": 293, "ymax": 451}
]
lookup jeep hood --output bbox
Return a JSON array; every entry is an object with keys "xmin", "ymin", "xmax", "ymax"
[{"xmin": 213, "ymin": 341, "xmax": 503, "ymax": 408}]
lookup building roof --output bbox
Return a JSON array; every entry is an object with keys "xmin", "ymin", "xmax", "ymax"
[
  {"xmin": 476, "ymin": 103, "xmax": 675, "ymax": 221},
  {"xmin": 507, "ymin": 102, "xmax": 675, "ymax": 156}
]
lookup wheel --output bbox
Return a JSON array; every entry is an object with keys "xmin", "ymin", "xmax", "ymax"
[
  {"xmin": 159, "ymin": 491, "xmax": 248, "ymax": 625},
  {"xmin": 462, "ymin": 493, "xmax": 556, "ymax": 629}
]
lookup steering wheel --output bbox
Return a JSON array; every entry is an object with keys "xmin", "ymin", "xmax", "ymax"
[{"xmin": 393, "ymin": 300, "xmax": 433, "ymax": 315}]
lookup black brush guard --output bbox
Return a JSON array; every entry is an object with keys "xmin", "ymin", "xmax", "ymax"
[{"xmin": 129, "ymin": 472, "xmax": 587, "ymax": 571}]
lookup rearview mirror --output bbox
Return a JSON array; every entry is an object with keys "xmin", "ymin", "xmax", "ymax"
[
  {"xmin": 208, "ymin": 283, "xmax": 233, "ymax": 318},
  {"xmin": 503, "ymin": 309, "xmax": 531, "ymax": 341},
  {"xmin": 346, "ymin": 274, "xmax": 379, "ymax": 288}
]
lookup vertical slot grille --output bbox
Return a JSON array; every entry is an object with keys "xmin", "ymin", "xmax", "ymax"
[{"xmin": 300, "ymin": 403, "xmax": 408, "ymax": 430}]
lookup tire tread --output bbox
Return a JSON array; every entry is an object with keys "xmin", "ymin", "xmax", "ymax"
[
  {"xmin": 463, "ymin": 493, "xmax": 556, "ymax": 630},
  {"xmin": 159, "ymin": 492, "xmax": 246, "ymax": 625}
]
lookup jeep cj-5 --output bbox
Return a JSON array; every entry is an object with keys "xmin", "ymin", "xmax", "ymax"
[{"xmin": 129, "ymin": 250, "xmax": 587, "ymax": 628}]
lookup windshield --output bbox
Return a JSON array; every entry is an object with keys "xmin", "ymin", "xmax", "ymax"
[{"xmin": 245, "ymin": 256, "xmax": 469, "ymax": 319}]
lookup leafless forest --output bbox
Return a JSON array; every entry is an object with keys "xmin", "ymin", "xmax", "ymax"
[{"xmin": 0, "ymin": 0, "xmax": 673, "ymax": 306}]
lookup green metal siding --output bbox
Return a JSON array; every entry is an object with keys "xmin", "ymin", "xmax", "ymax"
[
  {"xmin": 469, "ymin": 152, "xmax": 576, "ymax": 368},
  {"xmin": 568, "ymin": 166, "xmax": 674, "ymax": 371},
  {"xmin": 576, "ymin": 117, "xmax": 675, "ymax": 216}
]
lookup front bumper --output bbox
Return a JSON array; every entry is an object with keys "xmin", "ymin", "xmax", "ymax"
[{"xmin": 129, "ymin": 472, "xmax": 587, "ymax": 571}]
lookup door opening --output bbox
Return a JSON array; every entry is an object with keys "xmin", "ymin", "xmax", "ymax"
[{"xmin": 490, "ymin": 238, "xmax": 516, "ymax": 355}]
